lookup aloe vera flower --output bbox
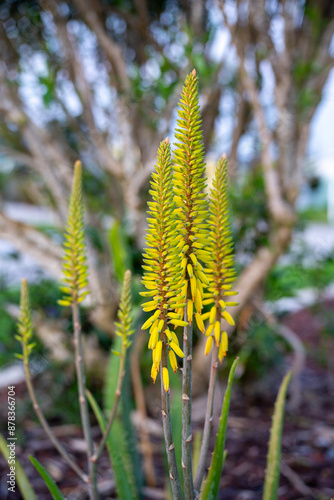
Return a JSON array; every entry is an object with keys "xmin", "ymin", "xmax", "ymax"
[
  {"xmin": 204, "ymin": 155, "xmax": 238, "ymax": 361},
  {"xmin": 173, "ymin": 69, "xmax": 210, "ymax": 329},
  {"xmin": 141, "ymin": 138, "xmax": 185, "ymax": 388},
  {"xmin": 59, "ymin": 161, "xmax": 90, "ymax": 307}
]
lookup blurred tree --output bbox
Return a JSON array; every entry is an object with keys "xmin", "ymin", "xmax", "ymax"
[{"xmin": 0, "ymin": 0, "xmax": 333, "ymax": 337}]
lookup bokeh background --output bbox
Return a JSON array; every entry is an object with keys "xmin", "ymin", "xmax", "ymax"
[{"xmin": 0, "ymin": 1, "xmax": 333, "ymax": 499}]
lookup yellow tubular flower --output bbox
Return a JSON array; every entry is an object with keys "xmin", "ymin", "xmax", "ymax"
[
  {"xmin": 205, "ymin": 155, "xmax": 238, "ymax": 362},
  {"xmin": 173, "ymin": 69, "xmax": 209, "ymax": 325},
  {"xmin": 141, "ymin": 138, "xmax": 186, "ymax": 382},
  {"xmin": 205, "ymin": 336, "xmax": 213, "ymax": 356},
  {"xmin": 163, "ymin": 367, "xmax": 170, "ymax": 392}
]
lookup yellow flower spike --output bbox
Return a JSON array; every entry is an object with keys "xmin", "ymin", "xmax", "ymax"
[
  {"xmin": 187, "ymin": 299, "xmax": 194, "ymax": 324},
  {"xmin": 169, "ymin": 341, "xmax": 185, "ymax": 358},
  {"xmin": 153, "ymin": 340, "xmax": 163, "ymax": 365},
  {"xmin": 194, "ymin": 288, "xmax": 202, "ymax": 312},
  {"xmin": 187, "ymin": 263, "xmax": 194, "ymax": 278},
  {"xmin": 205, "ymin": 322, "xmax": 215, "ymax": 337},
  {"xmin": 201, "ymin": 311, "xmax": 210, "ymax": 321},
  {"xmin": 59, "ymin": 161, "xmax": 90, "ymax": 306},
  {"xmin": 214, "ymin": 321, "xmax": 221, "ymax": 346},
  {"xmin": 169, "ymin": 349, "xmax": 178, "ymax": 373},
  {"xmin": 141, "ymin": 138, "xmax": 186, "ymax": 389},
  {"xmin": 205, "ymin": 336, "xmax": 213, "ymax": 356},
  {"xmin": 195, "ymin": 312, "xmax": 205, "ymax": 333},
  {"xmin": 225, "ymin": 302, "xmax": 239, "ymax": 306},
  {"xmin": 209, "ymin": 306, "xmax": 217, "ymax": 324},
  {"xmin": 222, "ymin": 310, "xmax": 235, "ymax": 326},
  {"xmin": 163, "ymin": 367, "xmax": 170, "ymax": 392}
]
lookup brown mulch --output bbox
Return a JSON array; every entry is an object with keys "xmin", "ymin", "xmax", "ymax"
[{"xmin": 0, "ymin": 301, "xmax": 333, "ymax": 500}]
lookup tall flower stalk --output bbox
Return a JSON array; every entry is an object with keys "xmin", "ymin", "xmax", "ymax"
[
  {"xmin": 59, "ymin": 161, "xmax": 98, "ymax": 500},
  {"xmin": 92, "ymin": 269, "xmax": 134, "ymax": 463},
  {"xmin": 173, "ymin": 69, "xmax": 210, "ymax": 498},
  {"xmin": 17, "ymin": 279, "xmax": 88, "ymax": 483},
  {"xmin": 141, "ymin": 137, "xmax": 184, "ymax": 499},
  {"xmin": 194, "ymin": 155, "xmax": 237, "ymax": 490}
]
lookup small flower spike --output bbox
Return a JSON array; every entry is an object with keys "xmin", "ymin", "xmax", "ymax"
[
  {"xmin": 173, "ymin": 69, "xmax": 210, "ymax": 328},
  {"xmin": 59, "ymin": 161, "xmax": 90, "ymax": 306},
  {"xmin": 205, "ymin": 155, "xmax": 238, "ymax": 362},
  {"xmin": 115, "ymin": 269, "xmax": 134, "ymax": 343},
  {"xmin": 141, "ymin": 138, "xmax": 185, "ymax": 385},
  {"xmin": 16, "ymin": 279, "xmax": 35, "ymax": 360}
]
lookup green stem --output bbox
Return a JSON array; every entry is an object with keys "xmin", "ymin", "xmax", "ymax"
[
  {"xmin": 23, "ymin": 346, "xmax": 88, "ymax": 483},
  {"xmin": 161, "ymin": 337, "xmax": 183, "ymax": 500},
  {"xmin": 182, "ymin": 302, "xmax": 194, "ymax": 499},
  {"xmin": 92, "ymin": 337, "xmax": 127, "ymax": 463},
  {"xmin": 194, "ymin": 343, "xmax": 218, "ymax": 491},
  {"xmin": 72, "ymin": 302, "xmax": 98, "ymax": 500}
]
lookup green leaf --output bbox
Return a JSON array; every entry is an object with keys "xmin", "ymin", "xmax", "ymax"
[
  {"xmin": 109, "ymin": 220, "xmax": 131, "ymax": 282},
  {"xmin": 201, "ymin": 357, "xmax": 239, "ymax": 500},
  {"xmin": 0, "ymin": 433, "xmax": 37, "ymax": 500},
  {"xmin": 86, "ymin": 390, "xmax": 138, "ymax": 500},
  {"xmin": 29, "ymin": 456, "xmax": 64, "ymax": 500},
  {"xmin": 263, "ymin": 371, "xmax": 292, "ymax": 500}
]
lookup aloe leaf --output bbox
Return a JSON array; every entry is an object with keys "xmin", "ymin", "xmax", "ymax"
[
  {"xmin": 86, "ymin": 390, "xmax": 138, "ymax": 500},
  {"xmin": 263, "ymin": 371, "xmax": 292, "ymax": 500},
  {"xmin": 29, "ymin": 456, "xmax": 64, "ymax": 500},
  {"xmin": 0, "ymin": 433, "xmax": 37, "ymax": 500},
  {"xmin": 201, "ymin": 357, "xmax": 239, "ymax": 500}
]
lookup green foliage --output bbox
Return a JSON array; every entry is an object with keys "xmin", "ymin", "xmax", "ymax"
[
  {"xmin": 201, "ymin": 357, "xmax": 239, "ymax": 500},
  {"xmin": 59, "ymin": 161, "xmax": 89, "ymax": 306},
  {"xmin": 109, "ymin": 220, "xmax": 132, "ymax": 282},
  {"xmin": 0, "ymin": 433, "xmax": 37, "ymax": 500},
  {"xmin": 29, "ymin": 456, "xmax": 65, "ymax": 500},
  {"xmin": 266, "ymin": 256, "xmax": 334, "ymax": 302},
  {"xmin": 263, "ymin": 371, "xmax": 292, "ymax": 500},
  {"xmin": 86, "ymin": 390, "xmax": 138, "ymax": 500}
]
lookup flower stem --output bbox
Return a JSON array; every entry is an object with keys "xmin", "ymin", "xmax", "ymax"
[
  {"xmin": 72, "ymin": 302, "xmax": 98, "ymax": 500},
  {"xmin": 194, "ymin": 343, "xmax": 218, "ymax": 491},
  {"xmin": 92, "ymin": 337, "xmax": 127, "ymax": 462},
  {"xmin": 23, "ymin": 346, "xmax": 88, "ymax": 483},
  {"xmin": 161, "ymin": 336, "xmax": 183, "ymax": 500},
  {"xmin": 182, "ymin": 302, "xmax": 194, "ymax": 499}
]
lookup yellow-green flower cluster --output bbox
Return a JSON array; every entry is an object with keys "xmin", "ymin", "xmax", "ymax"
[
  {"xmin": 204, "ymin": 155, "xmax": 238, "ymax": 362},
  {"xmin": 16, "ymin": 279, "xmax": 35, "ymax": 360},
  {"xmin": 59, "ymin": 161, "xmax": 90, "ymax": 307},
  {"xmin": 141, "ymin": 138, "xmax": 185, "ymax": 386},
  {"xmin": 115, "ymin": 270, "xmax": 134, "ymax": 344},
  {"xmin": 172, "ymin": 69, "xmax": 210, "ymax": 330}
]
